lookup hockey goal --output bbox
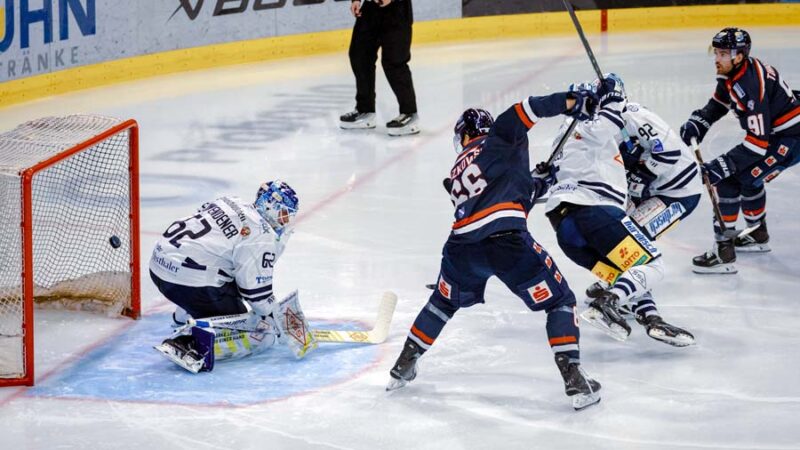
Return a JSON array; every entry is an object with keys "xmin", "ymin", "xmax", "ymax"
[{"xmin": 0, "ymin": 115, "xmax": 140, "ymax": 387}]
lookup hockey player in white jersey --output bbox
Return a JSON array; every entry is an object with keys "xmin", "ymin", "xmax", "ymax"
[
  {"xmin": 584, "ymin": 80, "xmax": 703, "ymax": 322},
  {"xmin": 150, "ymin": 180, "xmax": 317, "ymax": 373},
  {"xmin": 537, "ymin": 76, "xmax": 695, "ymax": 347}
]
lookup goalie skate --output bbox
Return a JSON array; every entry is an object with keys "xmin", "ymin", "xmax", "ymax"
[
  {"xmin": 639, "ymin": 315, "xmax": 696, "ymax": 347},
  {"xmin": 154, "ymin": 336, "xmax": 206, "ymax": 374},
  {"xmin": 555, "ymin": 354, "xmax": 601, "ymax": 411},
  {"xmin": 580, "ymin": 292, "xmax": 632, "ymax": 342}
]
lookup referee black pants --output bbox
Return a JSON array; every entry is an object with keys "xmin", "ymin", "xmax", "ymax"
[{"xmin": 348, "ymin": 0, "xmax": 417, "ymax": 115}]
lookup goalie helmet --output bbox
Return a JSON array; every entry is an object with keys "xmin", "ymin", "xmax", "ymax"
[
  {"xmin": 712, "ymin": 27, "xmax": 751, "ymax": 58},
  {"xmin": 254, "ymin": 180, "xmax": 299, "ymax": 236},
  {"xmin": 453, "ymin": 108, "xmax": 494, "ymax": 154}
]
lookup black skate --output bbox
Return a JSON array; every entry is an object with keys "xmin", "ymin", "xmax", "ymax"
[
  {"xmin": 734, "ymin": 222, "xmax": 770, "ymax": 253},
  {"xmin": 555, "ymin": 354, "xmax": 601, "ymax": 411},
  {"xmin": 153, "ymin": 335, "xmax": 207, "ymax": 374},
  {"xmin": 692, "ymin": 239, "xmax": 737, "ymax": 274},
  {"xmin": 386, "ymin": 340, "xmax": 422, "ymax": 391},
  {"xmin": 339, "ymin": 110, "xmax": 376, "ymax": 129},
  {"xmin": 584, "ymin": 281, "xmax": 634, "ymax": 319},
  {"xmin": 638, "ymin": 315, "xmax": 696, "ymax": 347},
  {"xmin": 580, "ymin": 291, "xmax": 632, "ymax": 341},
  {"xmin": 386, "ymin": 113, "xmax": 420, "ymax": 136}
]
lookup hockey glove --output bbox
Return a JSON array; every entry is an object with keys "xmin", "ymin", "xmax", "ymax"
[
  {"xmin": 618, "ymin": 136, "xmax": 644, "ymax": 170},
  {"xmin": 701, "ymin": 154, "xmax": 736, "ymax": 185},
  {"xmin": 531, "ymin": 161, "xmax": 557, "ymax": 201},
  {"xmin": 565, "ymin": 89, "xmax": 599, "ymax": 121},
  {"xmin": 679, "ymin": 110, "xmax": 712, "ymax": 146},
  {"xmin": 596, "ymin": 75, "xmax": 626, "ymax": 108},
  {"xmin": 627, "ymin": 166, "xmax": 656, "ymax": 199}
]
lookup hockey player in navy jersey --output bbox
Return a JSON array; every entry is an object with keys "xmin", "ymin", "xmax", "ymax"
[
  {"xmin": 386, "ymin": 88, "xmax": 602, "ymax": 411},
  {"xmin": 680, "ymin": 28, "xmax": 800, "ymax": 274},
  {"xmin": 151, "ymin": 180, "xmax": 317, "ymax": 373},
  {"xmin": 539, "ymin": 76, "xmax": 695, "ymax": 347}
]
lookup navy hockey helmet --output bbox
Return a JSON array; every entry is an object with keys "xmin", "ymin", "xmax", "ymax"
[
  {"xmin": 453, "ymin": 108, "xmax": 494, "ymax": 153},
  {"xmin": 712, "ymin": 27, "xmax": 751, "ymax": 58},
  {"xmin": 255, "ymin": 180, "xmax": 299, "ymax": 236}
]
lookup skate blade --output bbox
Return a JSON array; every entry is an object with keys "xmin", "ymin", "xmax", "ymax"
[
  {"xmin": 692, "ymin": 263, "xmax": 737, "ymax": 275},
  {"xmin": 735, "ymin": 244, "xmax": 771, "ymax": 253},
  {"xmin": 340, "ymin": 121, "xmax": 376, "ymax": 130},
  {"xmin": 385, "ymin": 377, "xmax": 410, "ymax": 392},
  {"xmin": 387, "ymin": 125, "xmax": 420, "ymax": 136},
  {"xmin": 572, "ymin": 392, "xmax": 601, "ymax": 411},
  {"xmin": 153, "ymin": 344, "xmax": 204, "ymax": 374},
  {"xmin": 647, "ymin": 329, "xmax": 696, "ymax": 347},
  {"xmin": 580, "ymin": 309, "xmax": 630, "ymax": 342}
]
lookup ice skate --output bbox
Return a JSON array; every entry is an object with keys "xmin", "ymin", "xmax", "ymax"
[
  {"xmin": 386, "ymin": 340, "xmax": 422, "ymax": 391},
  {"xmin": 580, "ymin": 291, "xmax": 632, "ymax": 341},
  {"xmin": 153, "ymin": 335, "xmax": 206, "ymax": 374},
  {"xmin": 339, "ymin": 110, "xmax": 376, "ymax": 129},
  {"xmin": 638, "ymin": 315, "xmax": 696, "ymax": 347},
  {"xmin": 554, "ymin": 354, "xmax": 601, "ymax": 411},
  {"xmin": 692, "ymin": 239, "xmax": 737, "ymax": 274},
  {"xmin": 386, "ymin": 113, "xmax": 420, "ymax": 136},
  {"xmin": 734, "ymin": 222, "xmax": 770, "ymax": 253},
  {"xmin": 584, "ymin": 281, "xmax": 634, "ymax": 318}
]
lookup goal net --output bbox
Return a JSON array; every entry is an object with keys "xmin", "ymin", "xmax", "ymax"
[{"xmin": 0, "ymin": 115, "xmax": 140, "ymax": 386}]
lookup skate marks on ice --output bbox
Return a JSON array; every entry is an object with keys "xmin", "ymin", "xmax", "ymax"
[{"xmin": 27, "ymin": 314, "xmax": 381, "ymax": 406}]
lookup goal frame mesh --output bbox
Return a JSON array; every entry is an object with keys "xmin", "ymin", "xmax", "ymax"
[{"xmin": 0, "ymin": 117, "xmax": 140, "ymax": 387}]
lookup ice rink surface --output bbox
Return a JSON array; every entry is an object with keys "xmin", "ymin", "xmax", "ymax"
[{"xmin": 1, "ymin": 27, "xmax": 799, "ymax": 449}]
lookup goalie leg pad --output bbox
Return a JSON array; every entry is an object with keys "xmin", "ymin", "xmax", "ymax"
[{"xmin": 277, "ymin": 291, "xmax": 318, "ymax": 358}]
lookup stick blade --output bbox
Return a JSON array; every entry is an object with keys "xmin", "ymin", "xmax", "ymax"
[{"xmin": 311, "ymin": 291, "xmax": 398, "ymax": 344}]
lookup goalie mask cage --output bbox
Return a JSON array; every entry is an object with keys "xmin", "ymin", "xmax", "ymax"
[{"xmin": 0, "ymin": 115, "xmax": 140, "ymax": 387}]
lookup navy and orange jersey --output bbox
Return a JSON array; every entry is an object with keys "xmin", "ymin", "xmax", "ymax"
[
  {"xmin": 702, "ymin": 57, "xmax": 800, "ymax": 169},
  {"xmin": 447, "ymin": 92, "xmax": 568, "ymax": 243}
]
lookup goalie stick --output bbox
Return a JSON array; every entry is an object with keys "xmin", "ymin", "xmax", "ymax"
[{"xmin": 188, "ymin": 291, "xmax": 398, "ymax": 344}]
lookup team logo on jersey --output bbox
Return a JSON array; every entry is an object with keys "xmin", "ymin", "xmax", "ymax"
[
  {"xmin": 438, "ymin": 277, "xmax": 452, "ymax": 300},
  {"xmin": 765, "ymin": 156, "xmax": 777, "ymax": 167},
  {"xmin": 532, "ymin": 242, "xmax": 543, "ymax": 254},
  {"xmin": 778, "ymin": 145, "xmax": 789, "ymax": 156},
  {"xmin": 751, "ymin": 167, "xmax": 763, "ymax": 177},
  {"xmin": 747, "ymin": 100, "xmax": 755, "ymax": 110},
  {"xmin": 554, "ymin": 271, "xmax": 563, "ymax": 284},
  {"xmin": 528, "ymin": 280, "xmax": 553, "ymax": 304},
  {"xmin": 574, "ymin": 132, "xmax": 583, "ymax": 140},
  {"xmin": 544, "ymin": 256, "xmax": 553, "ymax": 269},
  {"xmin": 241, "ymin": 226, "xmax": 251, "ymax": 237},
  {"xmin": 733, "ymin": 83, "xmax": 746, "ymax": 99},
  {"xmin": 651, "ymin": 139, "xmax": 664, "ymax": 154},
  {"xmin": 764, "ymin": 169, "xmax": 781, "ymax": 183},
  {"xmin": 457, "ymin": 207, "xmax": 466, "ymax": 219}
]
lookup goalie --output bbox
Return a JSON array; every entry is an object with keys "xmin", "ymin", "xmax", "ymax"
[{"xmin": 149, "ymin": 180, "xmax": 317, "ymax": 373}]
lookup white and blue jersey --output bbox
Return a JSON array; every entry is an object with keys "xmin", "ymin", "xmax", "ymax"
[
  {"xmin": 621, "ymin": 103, "xmax": 702, "ymax": 200},
  {"xmin": 149, "ymin": 196, "xmax": 285, "ymax": 307}
]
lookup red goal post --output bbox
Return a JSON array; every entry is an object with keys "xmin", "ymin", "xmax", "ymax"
[{"xmin": 0, "ymin": 115, "xmax": 140, "ymax": 387}]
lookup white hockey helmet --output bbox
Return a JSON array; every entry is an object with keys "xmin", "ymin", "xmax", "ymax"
[{"xmin": 254, "ymin": 180, "xmax": 299, "ymax": 236}]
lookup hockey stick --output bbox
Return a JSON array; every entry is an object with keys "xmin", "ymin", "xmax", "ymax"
[
  {"xmin": 539, "ymin": 1, "xmax": 605, "ymax": 168},
  {"xmin": 189, "ymin": 292, "xmax": 398, "ymax": 344},
  {"xmin": 691, "ymin": 138, "xmax": 729, "ymax": 235},
  {"xmin": 691, "ymin": 138, "xmax": 760, "ymax": 240}
]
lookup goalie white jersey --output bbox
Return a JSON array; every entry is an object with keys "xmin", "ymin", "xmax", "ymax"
[
  {"xmin": 621, "ymin": 103, "xmax": 702, "ymax": 199},
  {"xmin": 149, "ymin": 196, "xmax": 285, "ymax": 299},
  {"xmin": 545, "ymin": 112, "xmax": 628, "ymax": 213}
]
